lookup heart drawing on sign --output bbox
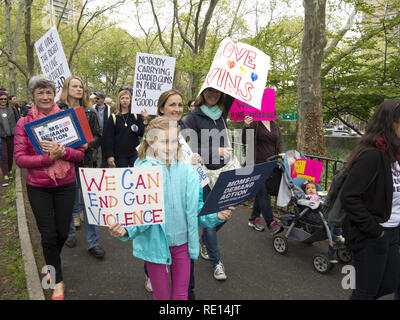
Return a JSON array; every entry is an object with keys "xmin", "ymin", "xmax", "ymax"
[
  {"xmin": 251, "ymin": 72, "xmax": 258, "ymax": 82},
  {"xmin": 239, "ymin": 66, "xmax": 246, "ymax": 75},
  {"xmin": 227, "ymin": 60, "xmax": 235, "ymax": 69}
]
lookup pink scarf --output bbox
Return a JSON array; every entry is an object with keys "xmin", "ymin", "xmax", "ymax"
[{"xmin": 32, "ymin": 104, "xmax": 71, "ymax": 185}]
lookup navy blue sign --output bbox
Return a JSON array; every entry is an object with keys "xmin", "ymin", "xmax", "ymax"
[
  {"xmin": 24, "ymin": 108, "xmax": 86, "ymax": 155},
  {"xmin": 199, "ymin": 161, "xmax": 277, "ymax": 216}
]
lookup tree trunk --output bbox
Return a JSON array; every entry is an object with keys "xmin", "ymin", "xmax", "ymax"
[
  {"xmin": 296, "ymin": 0, "xmax": 327, "ymax": 156},
  {"xmin": 24, "ymin": 0, "xmax": 34, "ymax": 83},
  {"xmin": 4, "ymin": 0, "xmax": 25, "ymax": 95}
]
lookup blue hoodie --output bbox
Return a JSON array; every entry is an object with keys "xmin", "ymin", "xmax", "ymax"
[{"xmin": 119, "ymin": 157, "xmax": 223, "ymax": 264}]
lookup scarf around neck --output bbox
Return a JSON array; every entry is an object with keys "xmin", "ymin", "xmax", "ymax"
[
  {"xmin": 200, "ymin": 104, "xmax": 223, "ymax": 121},
  {"xmin": 32, "ymin": 104, "xmax": 71, "ymax": 185}
]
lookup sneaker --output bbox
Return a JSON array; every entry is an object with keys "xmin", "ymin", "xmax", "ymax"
[
  {"xmin": 65, "ymin": 236, "xmax": 77, "ymax": 248},
  {"xmin": 268, "ymin": 221, "xmax": 283, "ymax": 235},
  {"xmin": 144, "ymin": 275, "xmax": 152, "ymax": 292},
  {"xmin": 200, "ymin": 242, "xmax": 210, "ymax": 260},
  {"xmin": 248, "ymin": 218, "xmax": 265, "ymax": 231},
  {"xmin": 334, "ymin": 235, "xmax": 345, "ymax": 244},
  {"xmin": 88, "ymin": 245, "xmax": 105, "ymax": 259},
  {"xmin": 2, "ymin": 179, "xmax": 9, "ymax": 187},
  {"xmin": 213, "ymin": 261, "xmax": 227, "ymax": 280},
  {"xmin": 74, "ymin": 215, "xmax": 81, "ymax": 228}
]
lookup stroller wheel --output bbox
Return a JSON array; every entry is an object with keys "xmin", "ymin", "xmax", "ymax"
[
  {"xmin": 273, "ymin": 235, "xmax": 288, "ymax": 255},
  {"xmin": 313, "ymin": 254, "xmax": 333, "ymax": 274},
  {"xmin": 337, "ymin": 248, "xmax": 353, "ymax": 263}
]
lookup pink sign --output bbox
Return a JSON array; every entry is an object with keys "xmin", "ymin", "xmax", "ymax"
[
  {"xmin": 291, "ymin": 158, "xmax": 324, "ymax": 184},
  {"xmin": 230, "ymin": 88, "xmax": 275, "ymax": 121}
]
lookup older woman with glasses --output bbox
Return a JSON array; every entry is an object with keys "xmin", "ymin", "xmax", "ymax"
[
  {"xmin": 14, "ymin": 75, "xmax": 84, "ymax": 300},
  {"xmin": 0, "ymin": 89, "xmax": 19, "ymax": 186}
]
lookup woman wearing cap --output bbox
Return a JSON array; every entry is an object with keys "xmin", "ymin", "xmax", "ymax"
[
  {"xmin": 14, "ymin": 75, "xmax": 84, "ymax": 300},
  {"xmin": 0, "ymin": 89, "xmax": 19, "ymax": 186}
]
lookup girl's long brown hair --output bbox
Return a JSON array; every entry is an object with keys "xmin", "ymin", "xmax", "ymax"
[{"xmin": 345, "ymin": 99, "xmax": 400, "ymax": 173}]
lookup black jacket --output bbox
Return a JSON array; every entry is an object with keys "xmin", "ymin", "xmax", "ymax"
[
  {"xmin": 58, "ymin": 104, "xmax": 102, "ymax": 167},
  {"xmin": 103, "ymin": 113, "xmax": 145, "ymax": 159},
  {"xmin": 183, "ymin": 95, "xmax": 235, "ymax": 170},
  {"xmin": 340, "ymin": 148, "xmax": 393, "ymax": 251}
]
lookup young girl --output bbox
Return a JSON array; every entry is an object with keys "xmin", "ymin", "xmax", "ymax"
[
  {"xmin": 302, "ymin": 180, "xmax": 344, "ymax": 242},
  {"xmin": 109, "ymin": 116, "xmax": 234, "ymax": 300},
  {"xmin": 301, "ymin": 180, "xmax": 323, "ymax": 202}
]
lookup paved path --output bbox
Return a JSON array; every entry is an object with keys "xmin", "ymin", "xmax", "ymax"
[{"xmin": 60, "ymin": 206, "xmax": 354, "ymax": 300}]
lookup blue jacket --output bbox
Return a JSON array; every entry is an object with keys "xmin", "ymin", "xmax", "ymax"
[{"xmin": 119, "ymin": 157, "xmax": 223, "ymax": 264}]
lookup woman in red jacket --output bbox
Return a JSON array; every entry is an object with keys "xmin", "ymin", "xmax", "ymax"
[{"xmin": 14, "ymin": 75, "xmax": 84, "ymax": 300}]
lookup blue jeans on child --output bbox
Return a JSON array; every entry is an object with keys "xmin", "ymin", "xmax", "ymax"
[
  {"xmin": 249, "ymin": 183, "xmax": 274, "ymax": 226},
  {"xmin": 68, "ymin": 166, "xmax": 99, "ymax": 249},
  {"xmin": 201, "ymin": 185, "xmax": 226, "ymax": 268}
]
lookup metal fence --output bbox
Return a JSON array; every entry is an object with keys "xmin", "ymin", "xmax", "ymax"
[{"xmin": 231, "ymin": 138, "xmax": 346, "ymax": 192}]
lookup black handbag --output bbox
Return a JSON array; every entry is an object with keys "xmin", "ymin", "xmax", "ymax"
[{"xmin": 265, "ymin": 162, "xmax": 282, "ymax": 196}]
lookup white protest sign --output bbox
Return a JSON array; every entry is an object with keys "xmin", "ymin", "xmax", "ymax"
[
  {"xmin": 34, "ymin": 26, "xmax": 71, "ymax": 100},
  {"xmin": 199, "ymin": 38, "xmax": 270, "ymax": 110},
  {"xmin": 79, "ymin": 167, "xmax": 165, "ymax": 227},
  {"xmin": 132, "ymin": 53, "xmax": 176, "ymax": 115},
  {"xmin": 34, "ymin": 115, "xmax": 79, "ymax": 145},
  {"xmin": 179, "ymin": 135, "xmax": 210, "ymax": 188}
]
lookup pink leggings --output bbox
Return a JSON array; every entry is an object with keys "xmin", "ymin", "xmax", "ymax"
[{"xmin": 145, "ymin": 243, "xmax": 191, "ymax": 300}]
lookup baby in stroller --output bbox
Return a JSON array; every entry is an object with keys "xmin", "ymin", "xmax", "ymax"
[
  {"xmin": 272, "ymin": 150, "xmax": 352, "ymax": 274},
  {"xmin": 301, "ymin": 180, "xmax": 345, "ymax": 243}
]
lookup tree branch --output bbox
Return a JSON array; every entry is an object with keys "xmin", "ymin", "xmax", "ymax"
[
  {"xmin": 173, "ymin": 0, "xmax": 195, "ymax": 52},
  {"xmin": 149, "ymin": 0, "xmax": 172, "ymax": 55}
]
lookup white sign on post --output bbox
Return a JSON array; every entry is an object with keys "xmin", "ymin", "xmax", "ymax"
[
  {"xmin": 79, "ymin": 167, "xmax": 165, "ymax": 227},
  {"xmin": 132, "ymin": 53, "xmax": 176, "ymax": 115},
  {"xmin": 199, "ymin": 38, "xmax": 270, "ymax": 110},
  {"xmin": 34, "ymin": 26, "xmax": 71, "ymax": 101}
]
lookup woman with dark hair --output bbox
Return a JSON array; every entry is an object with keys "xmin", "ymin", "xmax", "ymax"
[
  {"xmin": 184, "ymin": 87, "xmax": 235, "ymax": 281},
  {"xmin": 103, "ymin": 89, "xmax": 145, "ymax": 168},
  {"xmin": 341, "ymin": 99, "xmax": 400, "ymax": 300},
  {"xmin": 14, "ymin": 75, "xmax": 84, "ymax": 299},
  {"xmin": 0, "ymin": 89, "xmax": 19, "ymax": 186}
]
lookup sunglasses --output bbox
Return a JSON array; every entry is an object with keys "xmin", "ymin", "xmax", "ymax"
[{"xmin": 0, "ymin": 98, "xmax": 7, "ymax": 101}]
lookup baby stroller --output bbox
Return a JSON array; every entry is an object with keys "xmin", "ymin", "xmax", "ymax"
[{"xmin": 268, "ymin": 150, "xmax": 352, "ymax": 274}]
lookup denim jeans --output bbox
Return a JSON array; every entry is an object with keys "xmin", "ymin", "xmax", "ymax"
[
  {"xmin": 201, "ymin": 185, "xmax": 226, "ymax": 268},
  {"xmin": 68, "ymin": 167, "xmax": 99, "ymax": 249},
  {"xmin": 249, "ymin": 183, "xmax": 274, "ymax": 227},
  {"xmin": 349, "ymin": 228, "xmax": 400, "ymax": 300}
]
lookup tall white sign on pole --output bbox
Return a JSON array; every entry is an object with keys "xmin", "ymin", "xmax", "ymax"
[{"xmin": 35, "ymin": 26, "xmax": 71, "ymax": 100}]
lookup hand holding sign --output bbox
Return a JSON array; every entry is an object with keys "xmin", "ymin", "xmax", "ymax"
[
  {"xmin": 109, "ymin": 223, "xmax": 128, "ymax": 238},
  {"xmin": 217, "ymin": 206, "xmax": 236, "ymax": 220}
]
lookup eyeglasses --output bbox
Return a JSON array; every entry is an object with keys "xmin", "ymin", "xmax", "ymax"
[{"xmin": 0, "ymin": 98, "xmax": 7, "ymax": 101}]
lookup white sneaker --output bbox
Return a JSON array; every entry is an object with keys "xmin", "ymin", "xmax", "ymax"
[
  {"xmin": 200, "ymin": 243, "xmax": 210, "ymax": 260},
  {"xmin": 213, "ymin": 261, "xmax": 227, "ymax": 280}
]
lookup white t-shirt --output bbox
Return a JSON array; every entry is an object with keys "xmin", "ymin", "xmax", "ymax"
[{"xmin": 381, "ymin": 162, "xmax": 400, "ymax": 228}]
